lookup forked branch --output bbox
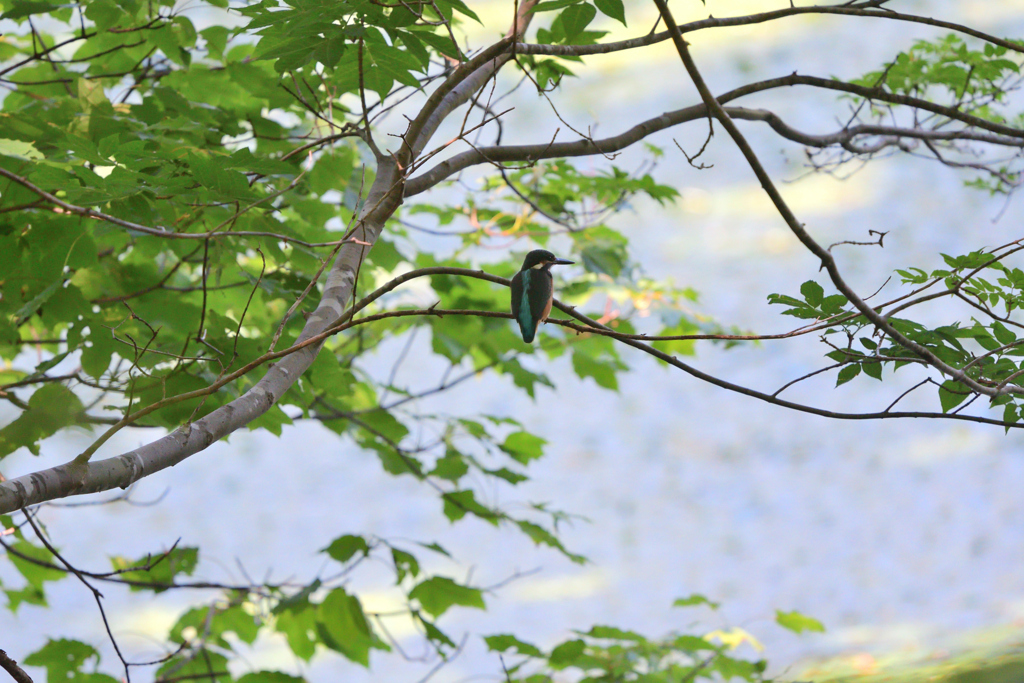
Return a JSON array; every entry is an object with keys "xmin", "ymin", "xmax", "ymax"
[{"xmin": 650, "ymin": 0, "xmax": 1024, "ymax": 401}]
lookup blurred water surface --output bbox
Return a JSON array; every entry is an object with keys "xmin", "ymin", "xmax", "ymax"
[{"xmin": 3, "ymin": 1, "xmax": 1024, "ymax": 680}]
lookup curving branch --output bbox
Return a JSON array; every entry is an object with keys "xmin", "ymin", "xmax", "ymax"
[
  {"xmin": 0, "ymin": 168, "xmax": 349, "ymax": 249},
  {"xmin": 5, "ymin": 253, "xmax": 1023, "ymax": 514},
  {"xmin": 732, "ymin": 110, "xmax": 1024, "ymax": 150},
  {"xmin": 325, "ymin": 305, "xmax": 1021, "ymax": 428},
  {"xmin": 3, "ymin": 0, "xmax": 1022, "ymax": 515},
  {"xmin": 0, "ymin": 5, "xmax": 544, "ymax": 515},
  {"xmin": 0, "ymin": 160, "xmax": 399, "ymax": 513},
  {"xmin": 650, "ymin": 0, "xmax": 1023, "ymax": 403},
  {"xmin": 405, "ymin": 70, "xmax": 1024, "ymax": 197},
  {"xmin": 399, "ymin": 0, "xmax": 539, "ymax": 166},
  {"xmin": 0, "ymin": 650, "xmax": 33, "ymax": 683},
  {"xmin": 515, "ymin": 3, "xmax": 1024, "ymax": 58}
]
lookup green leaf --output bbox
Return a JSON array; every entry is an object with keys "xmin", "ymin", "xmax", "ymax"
[
  {"xmin": 673, "ymin": 634, "xmax": 716, "ymax": 652},
  {"xmin": 1, "ymin": 0, "xmax": 59, "ymax": 20},
  {"xmin": 420, "ymin": 616, "xmax": 457, "ymax": 648},
  {"xmin": 5, "ymin": 585, "xmax": 47, "ymax": 612},
  {"xmin": 237, "ymin": 672, "xmax": 306, "ymax": 683},
  {"xmin": 549, "ymin": 638, "xmax": 586, "ymax": 667},
  {"xmin": 775, "ymin": 609, "xmax": 826, "ymax": 634},
  {"xmin": 800, "ymin": 280, "xmax": 824, "ymax": 308},
  {"xmin": 214, "ymin": 605, "xmax": 261, "ymax": 644},
  {"xmin": 157, "ymin": 647, "xmax": 229, "ymax": 683},
  {"xmin": 938, "ymin": 379, "xmax": 970, "ymax": 412},
  {"xmin": 0, "ymin": 138, "xmax": 42, "ymax": 160},
  {"xmin": 499, "ymin": 431, "xmax": 546, "ymax": 464},
  {"xmin": 593, "ymin": 0, "xmax": 625, "ymax": 25},
  {"xmin": 322, "ymin": 534, "xmax": 370, "ymax": 563},
  {"xmin": 202, "ymin": 25, "xmax": 230, "ymax": 57},
  {"xmin": 673, "ymin": 594, "xmax": 720, "ymax": 610},
  {"xmin": 8, "ymin": 540, "xmax": 66, "ymax": 588},
  {"xmin": 83, "ymin": 0, "xmax": 123, "ymax": 31},
  {"xmin": 992, "ymin": 321, "xmax": 1016, "ymax": 345},
  {"xmin": 317, "ymin": 588, "xmax": 378, "ymax": 666},
  {"xmin": 487, "ymin": 467, "xmax": 528, "ymax": 484},
  {"xmin": 572, "ymin": 350, "xmax": 620, "ymax": 389},
  {"xmin": 108, "ymin": 547, "xmax": 199, "ymax": 593},
  {"xmin": 15, "ymin": 278, "xmax": 64, "ymax": 325},
  {"xmin": 501, "ymin": 358, "xmax": 555, "ymax": 399},
  {"xmin": 576, "ymin": 226, "xmax": 629, "ymax": 276},
  {"xmin": 532, "ymin": 0, "xmax": 582, "ymax": 12},
  {"xmin": 1004, "ymin": 403, "xmax": 1019, "ymax": 429},
  {"xmin": 559, "ymin": 3, "xmax": 597, "ymax": 41},
  {"xmin": 835, "ymin": 363, "xmax": 860, "ymax": 386},
  {"xmin": 439, "ymin": 0, "xmax": 480, "ymax": 22},
  {"xmin": 274, "ymin": 601, "xmax": 318, "ymax": 661},
  {"xmin": 442, "ymin": 489, "xmax": 498, "ymax": 523},
  {"xmin": 431, "ymin": 450, "xmax": 469, "ymax": 481},
  {"xmin": 391, "ymin": 547, "xmax": 420, "ymax": 582},
  {"xmin": 583, "ymin": 625, "xmax": 645, "ymax": 641},
  {"xmin": 273, "ymin": 580, "xmax": 321, "ymax": 615},
  {"xmin": 24, "ymin": 639, "xmax": 117, "ymax": 683},
  {"xmin": 417, "ymin": 541, "xmax": 452, "ymax": 557},
  {"xmin": 168, "ymin": 604, "xmax": 259, "ymax": 648},
  {"xmin": 78, "ymin": 78, "xmax": 109, "ymax": 110},
  {"xmin": 820, "ymin": 294, "xmax": 848, "ymax": 315},
  {"xmin": 188, "ymin": 153, "xmax": 256, "ymax": 200},
  {"xmin": 516, "ymin": 520, "xmax": 585, "ymax": 562},
  {"xmin": 861, "ymin": 360, "xmax": 882, "ymax": 380},
  {"xmin": 0, "ymin": 384, "xmax": 85, "ymax": 458},
  {"xmin": 358, "ymin": 409, "xmax": 410, "ymax": 444},
  {"xmin": 484, "ymin": 634, "xmax": 543, "ymax": 657},
  {"xmin": 409, "ymin": 576, "xmax": 485, "ymax": 617}
]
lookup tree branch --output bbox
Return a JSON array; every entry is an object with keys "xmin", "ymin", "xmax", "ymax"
[
  {"xmin": 0, "ymin": 4, "xmax": 546, "ymax": 516},
  {"xmin": 515, "ymin": 3, "xmax": 1024, "ymax": 57},
  {"xmin": 5, "ymin": 0, "xmax": 1018, "ymax": 515},
  {"xmin": 650, "ymin": 0, "xmax": 1020, "ymax": 402},
  {"xmin": 5, "ymin": 254, "xmax": 1020, "ymax": 513},
  {"xmin": 400, "ymin": 1, "xmax": 538, "ymax": 165},
  {"xmin": 0, "ymin": 651, "xmax": 33, "ymax": 683},
  {"xmin": 0, "ymin": 168, "xmax": 349, "ymax": 249},
  {"xmin": 405, "ymin": 73, "xmax": 1024, "ymax": 196}
]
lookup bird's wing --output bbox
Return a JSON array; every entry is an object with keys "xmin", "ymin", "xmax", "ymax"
[
  {"xmin": 528, "ymin": 270, "xmax": 553, "ymax": 323},
  {"xmin": 511, "ymin": 270, "xmax": 538, "ymax": 342},
  {"xmin": 510, "ymin": 270, "xmax": 524, "ymax": 320}
]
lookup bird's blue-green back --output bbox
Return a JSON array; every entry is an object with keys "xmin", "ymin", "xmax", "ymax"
[
  {"xmin": 511, "ymin": 268, "xmax": 555, "ymax": 343},
  {"xmin": 511, "ymin": 269, "xmax": 534, "ymax": 342}
]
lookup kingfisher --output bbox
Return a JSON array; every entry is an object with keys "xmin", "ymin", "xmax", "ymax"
[{"xmin": 510, "ymin": 249, "xmax": 574, "ymax": 343}]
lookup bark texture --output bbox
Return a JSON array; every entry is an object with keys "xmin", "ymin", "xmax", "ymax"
[{"xmin": 0, "ymin": 160, "xmax": 404, "ymax": 513}]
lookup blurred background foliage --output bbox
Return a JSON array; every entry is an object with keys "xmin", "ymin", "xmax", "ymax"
[{"xmin": 0, "ymin": 0, "xmax": 1023, "ymax": 681}]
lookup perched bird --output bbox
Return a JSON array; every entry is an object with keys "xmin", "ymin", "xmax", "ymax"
[{"xmin": 510, "ymin": 249, "xmax": 574, "ymax": 343}]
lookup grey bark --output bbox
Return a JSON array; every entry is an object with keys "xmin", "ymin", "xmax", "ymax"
[
  {"xmin": 0, "ymin": 161, "xmax": 404, "ymax": 514},
  {"xmin": 0, "ymin": 14, "xmax": 539, "ymax": 513},
  {"xmin": 0, "ymin": 4, "xmax": 548, "ymax": 514}
]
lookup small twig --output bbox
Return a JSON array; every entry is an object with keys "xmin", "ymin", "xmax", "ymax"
[
  {"xmin": 21, "ymin": 511, "xmax": 131, "ymax": 682},
  {"xmin": 828, "ymin": 229, "xmax": 888, "ymax": 251},
  {"xmin": 771, "ymin": 362, "xmax": 845, "ymax": 397},
  {"xmin": 674, "ymin": 117, "xmax": 715, "ymax": 169},
  {"xmin": 883, "ymin": 378, "xmax": 934, "ymax": 413}
]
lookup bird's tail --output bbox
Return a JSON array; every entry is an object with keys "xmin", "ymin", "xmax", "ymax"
[{"xmin": 519, "ymin": 319, "xmax": 536, "ymax": 344}]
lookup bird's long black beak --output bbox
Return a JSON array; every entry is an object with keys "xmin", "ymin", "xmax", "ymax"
[{"xmin": 552, "ymin": 258, "xmax": 574, "ymax": 265}]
